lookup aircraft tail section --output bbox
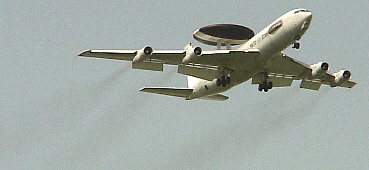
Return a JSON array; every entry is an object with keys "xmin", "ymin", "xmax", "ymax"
[
  {"xmin": 200, "ymin": 94, "xmax": 229, "ymax": 101},
  {"xmin": 187, "ymin": 76, "xmax": 201, "ymax": 88},
  {"xmin": 139, "ymin": 87, "xmax": 228, "ymax": 101},
  {"xmin": 140, "ymin": 87, "xmax": 193, "ymax": 98}
]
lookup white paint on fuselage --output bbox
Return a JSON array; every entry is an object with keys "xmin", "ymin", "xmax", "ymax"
[
  {"xmin": 241, "ymin": 9, "xmax": 312, "ymax": 54},
  {"xmin": 189, "ymin": 9, "xmax": 313, "ymax": 100}
]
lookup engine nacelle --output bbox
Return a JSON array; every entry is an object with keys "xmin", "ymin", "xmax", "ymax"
[
  {"xmin": 132, "ymin": 46, "xmax": 153, "ymax": 64},
  {"xmin": 310, "ymin": 62, "xmax": 329, "ymax": 78},
  {"xmin": 332, "ymin": 70, "xmax": 351, "ymax": 87},
  {"xmin": 182, "ymin": 45, "xmax": 202, "ymax": 64}
]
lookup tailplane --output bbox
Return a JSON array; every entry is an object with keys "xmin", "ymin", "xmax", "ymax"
[
  {"xmin": 139, "ymin": 87, "xmax": 228, "ymax": 101},
  {"xmin": 200, "ymin": 94, "xmax": 229, "ymax": 101},
  {"xmin": 139, "ymin": 76, "xmax": 228, "ymax": 101},
  {"xmin": 139, "ymin": 87, "xmax": 193, "ymax": 98}
]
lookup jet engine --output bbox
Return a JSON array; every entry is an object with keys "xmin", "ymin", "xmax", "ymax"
[
  {"xmin": 310, "ymin": 62, "xmax": 329, "ymax": 78},
  {"xmin": 182, "ymin": 45, "xmax": 202, "ymax": 64},
  {"xmin": 332, "ymin": 70, "xmax": 351, "ymax": 87},
  {"xmin": 132, "ymin": 46, "xmax": 153, "ymax": 64}
]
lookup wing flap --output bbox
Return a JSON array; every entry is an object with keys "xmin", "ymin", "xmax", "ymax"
[
  {"xmin": 300, "ymin": 79, "xmax": 322, "ymax": 90},
  {"xmin": 132, "ymin": 60, "xmax": 163, "ymax": 71},
  {"xmin": 266, "ymin": 54, "xmax": 310, "ymax": 79},
  {"xmin": 178, "ymin": 64, "xmax": 219, "ymax": 81},
  {"xmin": 177, "ymin": 49, "xmax": 260, "ymax": 81},
  {"xmin": 268, "ymin": 77, "xmax": 293, "ymax": 87},
  {"xmin": 251, "ymin": 73, "xmax": 293, "ymax": 87}
]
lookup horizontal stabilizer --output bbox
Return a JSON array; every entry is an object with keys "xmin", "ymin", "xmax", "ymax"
[
  {"xmin": 200, "ymin": 94, "xmax": 229, "ymax": 101},
  {"xmin": 139, "ymin": 87, "xmax": 229, "ymax": 101},
  {"xmin": 140, "ymin": 87, "xmax": 193, "ymax": 98}
]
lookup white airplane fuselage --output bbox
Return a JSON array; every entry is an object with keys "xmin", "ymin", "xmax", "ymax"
[{"xmin": 188, "ymin": 9, "xmax": 313, "ymax": 100}]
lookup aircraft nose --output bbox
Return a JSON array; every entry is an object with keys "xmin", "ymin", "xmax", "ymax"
[
  {"xmin": 304, "ymin": 12, "xmax": 312, "ymax": 22},
  {"xmin": 300, "ymin": 12, "xmax": 312, "ymax": 30}
]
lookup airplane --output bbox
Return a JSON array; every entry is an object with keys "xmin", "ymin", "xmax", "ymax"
[{"xmin": 79, "ymin": 8, "xmax": 356, "ymax": 101}]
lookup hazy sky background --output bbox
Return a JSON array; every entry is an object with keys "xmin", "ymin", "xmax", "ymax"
[{"xmin": 1, "ymin": 1, "xmax": 368, "ymax": 169}]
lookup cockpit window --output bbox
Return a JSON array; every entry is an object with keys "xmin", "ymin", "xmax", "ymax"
[
  {"xmin": 294, "ymin": 9, "xmax": 309, "ymax": 14},
  {"xmin": 268, "ymin": 20, "xmax": 283, "ymax": 34}
]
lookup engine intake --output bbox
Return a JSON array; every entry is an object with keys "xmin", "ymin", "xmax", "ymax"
[
  {"xmin": 343, "ymin": 70, "xmax": 351, "ymax": 79},
  {"xmin": 182, "ymin": 44, "xmax": 202, "ymax": 64},
  {"xmin": 332, "ymin": 70, "xmax": 351, "ymax": 87},
  {"xmin": 310, "ymin": 62, "xmax": 329, "ymax": 78},
  {"xmin": 133, "ymin": 46, "xmax": 153, "ymax": 64},
  {"xmin": 193, "ymin": 47, "xmax": 202, "ymax": 55}
]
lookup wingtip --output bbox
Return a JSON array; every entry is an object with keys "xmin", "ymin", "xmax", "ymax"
[
  {"xmin": 77, "ymin": 50, "xmax": 92, "ymax": 57},
  {"xmin": 352, "ymin": 81, "xmax": 357, "ymax": 87}
]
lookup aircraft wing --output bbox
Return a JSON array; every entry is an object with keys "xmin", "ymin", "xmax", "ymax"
[
  {"xmin": 256, "ymin": 54, "xmax": 356, "ymax": 90},
  {"xmin": 79, "ymin": 49, "xmax": 184, "ymax": 65},
  {"xmin": 265, "ymin": 54, "xmax": 311, "ymax": 79},
  {"xmin": 79, "ymin": 49, "xmax": 259, "ymax": 65},
  {"xmin": 79, "ymin": 48, "xmax": 260, "ymax": 81}
]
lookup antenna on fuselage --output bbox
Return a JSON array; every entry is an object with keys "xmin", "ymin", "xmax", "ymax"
[{"xmin": 192, "ymin": 24, "xmax": 254, "ymax": 50}]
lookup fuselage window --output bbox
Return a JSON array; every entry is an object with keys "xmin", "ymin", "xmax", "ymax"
[{"xmin": 268, "ymin": 20, "xmax": 283, "ymax": 34}]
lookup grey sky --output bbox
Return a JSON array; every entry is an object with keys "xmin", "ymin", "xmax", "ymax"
[{"xmin": 1, "ymin": 1, "xmax": 369, "ymax": 169}]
